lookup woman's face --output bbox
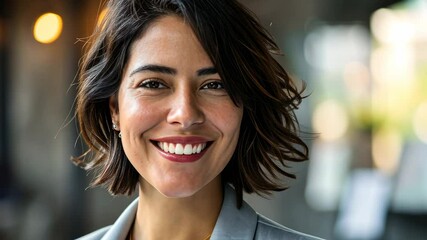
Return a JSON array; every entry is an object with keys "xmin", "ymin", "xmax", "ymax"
[{"xmin": 110, "ymin": 15, "xmax": 243, "ymax": 198}]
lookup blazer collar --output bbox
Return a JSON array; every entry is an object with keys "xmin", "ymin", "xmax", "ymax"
[
  {"xmin": 101, "ymin": 197, "xmax": 138, "ymax": 240},
  {"xmin": 211, "ymin": 185, "xmax": 258, "ymax": 239}
]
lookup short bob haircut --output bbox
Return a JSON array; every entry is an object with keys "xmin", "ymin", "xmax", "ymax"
[{"xmin": 75, "ymin": 0, "xmax": 309, "ymax": 207}]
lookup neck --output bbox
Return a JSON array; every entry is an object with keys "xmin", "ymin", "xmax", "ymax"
[{"xmin": 132, "ymin": 177, "xmax": 223, "ymax": 240}]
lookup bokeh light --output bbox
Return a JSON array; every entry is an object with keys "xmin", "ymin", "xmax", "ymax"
[
  {"xmin": 372, "ymin": 128, "xmax": 402, "ymax": 174},
  {"xmin": 343, "ymin": 61, "xmax": 371, "ymax": 99},
  {"xmin": 33, "ymin": 13, "xmax": 63, "ymax": 44},
  {"xmin": 313, "ymin": 100, "xmax": 349, "ymax": 141},
  {"xmin": 371, "ymin": 8, "xmax": 415, "ymax": 45}
]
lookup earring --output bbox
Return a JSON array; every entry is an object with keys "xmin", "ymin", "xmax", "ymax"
[{"xmin": 112, "ymin": 122, "xmax": 121, "ymax": 138}]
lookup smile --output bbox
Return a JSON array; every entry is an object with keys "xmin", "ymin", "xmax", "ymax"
[
  {"xmin": 156, "ymin": 142, "xmax": 207, "ymax": 155},
  {"xmin": 150, "ymin": 137, "xmax": 213, "ymax": 163}
]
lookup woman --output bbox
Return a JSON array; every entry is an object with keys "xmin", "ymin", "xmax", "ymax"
[{"xmin": 75, "ymin": 0, "xmax": 320, "ymax": 239}]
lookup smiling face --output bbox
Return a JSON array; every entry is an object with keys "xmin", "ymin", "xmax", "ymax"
[{"xmin": 110, "ymin": 15, "xmax": 243, "ymax": 198}]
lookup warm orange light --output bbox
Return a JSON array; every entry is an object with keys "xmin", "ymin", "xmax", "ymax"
[
  {"xmin": 97, "ymin": 8, "xmax": 108, "ymax": 26},
  {"xmin": 33, "ymin": 13, "xmax": 63, "ymax": 44}
]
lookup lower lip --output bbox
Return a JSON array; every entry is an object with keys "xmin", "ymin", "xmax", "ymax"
[{"xmin": 156, "ymin": 147, "xmax": 208, "ymax": 163}]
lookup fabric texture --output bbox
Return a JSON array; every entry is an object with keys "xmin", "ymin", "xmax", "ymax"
[{"xmin": 77, "ymin": 185, "xmax": 323, "ymax": 240}]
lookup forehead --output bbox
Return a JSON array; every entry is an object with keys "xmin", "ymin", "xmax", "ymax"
[
  {"xmin": 126, "ymin": 15, "xmax": 213, "ymax": 71},
  {"xmin": 141, "ymin": 15, "xmax": 195, "ymax": 41}
]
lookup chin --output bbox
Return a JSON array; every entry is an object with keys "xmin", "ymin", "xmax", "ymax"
[
  {"xmin": 158, "ymin": 186, "xmax": 200, "ymax": 198},
  {"xmin": 155, "ymin": 180, "xmax": 205, "ymax": 198}
]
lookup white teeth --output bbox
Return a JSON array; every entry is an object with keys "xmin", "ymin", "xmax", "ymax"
[
  {"xmin": 168, "ymin": 143, "xmax": 175, "ymax": 154},
  {"xmin": 183, "ymin": 144, "xmax": 192, "ymax": 155},
  {"xmin": 157, "ymin": 142, "xmax": 207, "ymax": 155},
  {"xmin": 175, "ymin": 144, "xmax": 184, "ymax": 155}
]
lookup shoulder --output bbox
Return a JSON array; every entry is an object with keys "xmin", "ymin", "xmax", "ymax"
[
  {"xmin": 75, "ymin": 226, "xmax": 111, "ymax": 240},
  {"xmin": 214, "ymin": 185, "xmax": 323, "ymax": 240},
  {"xmin": 76, "ymin": 198, "xmax": 138, "ymax": 240},
  {"xmin": 255, "ymin": 214, "xmax": 324, "ymax": 240}
]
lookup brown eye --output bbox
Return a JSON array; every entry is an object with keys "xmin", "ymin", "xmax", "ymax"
[
  {"xmin": 139, "ymin": 79, "xmax": 167, "ymax": 89},
  {"xmin": 202, "ymin": 81, "xmax": 224, "ymax": 90}
]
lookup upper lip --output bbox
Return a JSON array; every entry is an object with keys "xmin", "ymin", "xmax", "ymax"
[{"xmin": 151, "ymin": 136, "xmax": 212, "ymax": 144}]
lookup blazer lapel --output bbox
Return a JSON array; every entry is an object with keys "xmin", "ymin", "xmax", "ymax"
[
  {"xmin": 211, "ymin": 185, "xmax": 258, "ymax": 240},
  {"xmin": 102, "ymin": 198, "xmax": 138, "ymax": 240}
]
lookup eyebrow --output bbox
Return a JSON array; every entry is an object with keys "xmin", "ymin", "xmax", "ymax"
[
  {"xmin": 197, "ymin": 67, "xmax": 218, "ymax": 76},
  {"xmin": 129, "ymin": 64, "xmax": 218, "ymax": 77},
  {"xmin": 129, "ymin": 64, "xmax": 176, "ymax": 77}
]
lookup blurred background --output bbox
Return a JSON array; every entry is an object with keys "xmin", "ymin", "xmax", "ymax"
[{"xmin": 1, "ymin": 0, "xmax": 426, "ymax": 239}]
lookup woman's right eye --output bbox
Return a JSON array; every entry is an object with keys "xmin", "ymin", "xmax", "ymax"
[{"xmin": 139, "ymin": 79, "xmax": 167, "ymax": 89}]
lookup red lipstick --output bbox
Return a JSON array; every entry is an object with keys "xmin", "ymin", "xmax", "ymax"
[{"xmin": 151, "ymin": 136, "xmax": 212, "ymax": 163}]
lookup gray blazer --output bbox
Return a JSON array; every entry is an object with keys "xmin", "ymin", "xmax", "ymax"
[{"xmin": 77, "ymin": 185, "xmax": 323, "ymax": 240}]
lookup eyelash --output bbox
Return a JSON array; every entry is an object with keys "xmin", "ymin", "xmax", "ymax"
[
  {"xmin": 137, "ymin": 79, "xmax": 224, "ymax": 91},
  {"xmin": 201, "ymin": 81, "xmax": 224, "ymax": 90},
  {"xmin": 138, "ymin": 79, "xmax": 167, "ymax": 89}
]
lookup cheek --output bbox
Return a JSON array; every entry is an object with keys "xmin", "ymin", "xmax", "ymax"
[
  {"xmin": 118, "ymin": 98, "xmax": 163, "ymax": 164},
  {"xmin": 120, "ymin": 96, "xmax": 145, "ymax": 119},
  {"xmin": 119, "ymin": 97, "xmax": 162, "ymax": 130},
  {"xmin": 210, "ymin": 104, "xmax": 243, "ymax": 137},
  {"xmin": 211, "ymin": 105, "xmax": 243, "ymax": 170}
]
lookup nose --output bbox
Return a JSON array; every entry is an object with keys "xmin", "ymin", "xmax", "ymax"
[{"xmin": 166, "ymin": 88, "xmax": 205, "ymax": 129}]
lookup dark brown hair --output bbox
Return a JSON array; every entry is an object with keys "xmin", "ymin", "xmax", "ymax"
[{"xmin": 75, "ymin": 0, "xmax": 309, "ymax": 207}]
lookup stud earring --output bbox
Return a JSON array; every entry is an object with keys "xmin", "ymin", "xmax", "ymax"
[{"xmin": 112, "ymin": 122, "xmax": 121, "ymax": 138}]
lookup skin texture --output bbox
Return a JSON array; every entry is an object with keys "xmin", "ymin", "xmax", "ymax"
[{"xmin": 110, "ymin": 15, "xmax": 243, "ymax": 239}]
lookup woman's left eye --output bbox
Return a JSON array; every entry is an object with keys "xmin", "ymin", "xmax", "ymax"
[
  {"xmin": 139, "ymin": 79, "xmax": 167, "ymax": 89},
  {"xmin": 201, "ymin": 81, "xmax": 224, "ymax": 90}
]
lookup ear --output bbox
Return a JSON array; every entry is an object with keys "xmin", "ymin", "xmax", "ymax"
[{"xmin": 109, "ymin": 94, "xmax": 119, "ymax": 128}]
